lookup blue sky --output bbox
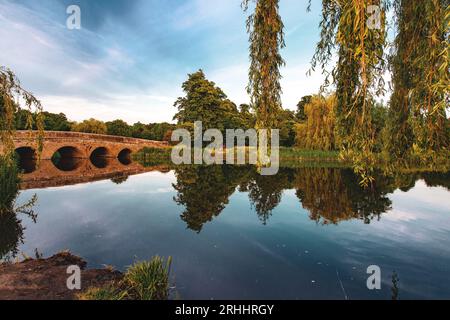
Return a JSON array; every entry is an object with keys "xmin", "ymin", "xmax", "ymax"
[{"xmin": 0, "ymin": 0, "xmax": 326, "ymax": 124}]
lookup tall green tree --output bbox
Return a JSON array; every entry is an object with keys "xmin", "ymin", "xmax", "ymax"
[
  {"xmin": 295, "ymin": 95, "xmax": 312, "ymax": 122},
  {"xmin": 106, "ymin": 119, "xmax": 132, "ymax": 137},
  {"xmin": 242, "ymin": 0, "xmax": 285, "ymax": 129},
  {"xmin": 174, "ymin": 70, "xmax": 241, "ymax": 133},
  {"xmin": 71, "ymin": 118, "xmax": 107, "ymax": 135}
]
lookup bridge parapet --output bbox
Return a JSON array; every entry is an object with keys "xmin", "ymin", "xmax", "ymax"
[{"xmin": 4, "ymin": 130, "xmax": 170, "ymax": 160}]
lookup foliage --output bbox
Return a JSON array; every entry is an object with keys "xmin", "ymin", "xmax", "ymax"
[
  {"xmin": 71, "ymin": 118, "xmax": 107, "ymax": 135},
  {"xmin": 133, "ymin": 147, "xmax": 172, "ymax": 166},
  {"xmin": 123, "ymin": 256, "xmax": 172, "ymax": 300},
  {"xmin": 0, "ymin": 155, "xmax": 20, "ymax": 212},
  {"xmin": 15, "ymin": 109, "xmax": 71, "ymax": 132},
  {"xmin": 239, "ymin": 104, "xmax": 256, "ymax": 129},
  {"xmin": 280, "ymin": 147, "xmax": 340, "ymax": 161},
  {"xmin": 295, "ymin": 95, "xmax": 312, "ymax": 121},
  {"xmin": 242, "ymin": 0, "xmax": 285, "ymax": 129},
  {"xmin": 277, "ymin": 109, "xmax": 297, "ymax": 147},
  {"xmin": 106, "ymin": 119, "xmax": 133, "ymax": 137},
  {"xmin": 294, "ymin": 95, "xmax": 336, "ymax": 151},
  {"xmin": 78, "ymin": 286, "xmax": 126, "ymax": 301},
  {"xmin": 0, "ymin": 67, "xmax": 44, "ymax": 159},
  {"xmin": 0, "ymin": 156, "xmax": 37, "ymax": 261},
  {"xmin": 79, "ymin": 256, "xmax": 173, "ymax": 301},
  {"xmin": 174, "ymin": 70, "xmax": 242, "ymax": 133},
  {"xmin": 386, "ymin": 0, "xmax": 449, "ymax": 163},
  {"xmin": 310, "ymin": 0, "xmax": 390, "ymax": 186}
]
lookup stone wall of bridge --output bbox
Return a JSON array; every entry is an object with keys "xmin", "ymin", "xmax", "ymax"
[{"xmin": 1, "ymin": 131, "xmax": 169, "ymax": 160}]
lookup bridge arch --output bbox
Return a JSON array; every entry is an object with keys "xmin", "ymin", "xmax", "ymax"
[
  {"xmin": 90, "ymin": 147, "xmax": 110, "ymax": 169},
  {"xmin": 118, "ymin": 148, "xmax": 132, "ymax": 165},
  {"xmin": 15, "ymin": 147, "xmax": 37, "ymax": 173},
  {"xmin": 52, "ymin": 146, "xmax": 84, "ymax": 172},
  {"xmin": 53, "ymin": 146, "xmax": 84, "ymax": 159},
  {"xmin": 90, "ymin": 147, "xmax": 110, "ymax": 159}
]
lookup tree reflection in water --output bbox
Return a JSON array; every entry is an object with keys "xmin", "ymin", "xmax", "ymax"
[
  {"xmin": 294, "ymin": 168, "xmax": 393, "ymax": 225},
  {"xmin": 0, "ymin": 157, "xmax": 38, "ymax": 261},
  {"xmin": 172, "ymin": 165, "xmax": 449, "ymax": 232},
  {"xmin": 246, "ymin": 170, "xmax": 294, "ymax": 225},
  {"xmin": 173, "ymin": 165, "xmax": 251, "ymax": 233}
]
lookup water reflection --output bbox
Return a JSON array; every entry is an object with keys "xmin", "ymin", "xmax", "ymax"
[
  {"xmin": 0, "ymin": 158, "xmax": 38, "ymax": 261},
  {"xmin": 90, "ymin": 155, "xmax": 109, "ymax": 169},
  {"xmin": 294, "ymin": 168, "xmax": 393, "ymax": 225},
  {"xmin": 19, "ymin": 157, "xmax": 170, "ymax": 190},
  {"xmin": 52, "ymin": 157, "xmax": 83, "ymax": 172},
  {"xmin": 173, "ymin": 166, "xmax": 250, "ymax": 233},
  {"xmin": 172, "ymin": 166, "xmax": 449, "ymax": 232},
  {"xmin": 11, "ymin": 162, "xmax": 450, "ymax": 299}
]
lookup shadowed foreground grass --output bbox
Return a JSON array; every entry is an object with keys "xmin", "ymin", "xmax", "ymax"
[{"xmin": 79, "ymin": 256, "xmax": 173, "ymax": 300}]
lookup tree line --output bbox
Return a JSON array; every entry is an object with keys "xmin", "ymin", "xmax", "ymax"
[{"xmin": 13, "ymin": 108, "xmax": 176, "ymax": 142}]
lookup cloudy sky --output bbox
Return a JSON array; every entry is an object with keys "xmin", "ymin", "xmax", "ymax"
[{"xmin": 0, "ymin": 0, "xmax": 325, "ymax": 124}]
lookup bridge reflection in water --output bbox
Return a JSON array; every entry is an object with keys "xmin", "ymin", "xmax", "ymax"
[{"xmin": 19, "ymin": 156, "xmax": 170, "ymax": 190}]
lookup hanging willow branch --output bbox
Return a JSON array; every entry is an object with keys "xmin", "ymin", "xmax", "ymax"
[
  {"xmin": 386, "ymin": 0, "xmax": 449, "ymax": 164},
  {"xmin": 242, "ymin": 0, "xmax": 285, "ymax": 129},
  {"xmin": 0, "ymin": 67, "xmax": 44, "ymax": 161},
  {"xmin": 310, "ymin": 0, "xmax": 390, "ymax": 186}
]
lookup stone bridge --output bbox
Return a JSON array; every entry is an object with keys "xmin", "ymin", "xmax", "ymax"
[{"xmin": 4, "ymin": 131, "xmax": 169, "ymax": 161}]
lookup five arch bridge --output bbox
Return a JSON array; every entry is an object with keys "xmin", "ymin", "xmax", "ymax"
[{"xmin": 4, "ymin": 131, "xmax": 169, "ymax": 162}]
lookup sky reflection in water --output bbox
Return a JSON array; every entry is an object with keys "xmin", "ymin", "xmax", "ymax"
[{"xmin": 11, "ymin": 166, "xmax": 450, "ymax": 300}]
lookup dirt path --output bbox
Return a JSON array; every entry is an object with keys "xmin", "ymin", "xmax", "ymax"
[{"xmin": 0, "ymin": 252, "xmax": 122, "ymax": 300}]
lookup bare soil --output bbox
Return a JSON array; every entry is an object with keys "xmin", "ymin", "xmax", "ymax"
[{"xmin": 0, "ymin": 252, "xmax": 122, "ymax": 300}]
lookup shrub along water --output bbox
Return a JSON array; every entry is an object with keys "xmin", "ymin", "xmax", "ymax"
[{"xmin": 79, "ymin": 256, "xmax": 173, "ymax": 300}]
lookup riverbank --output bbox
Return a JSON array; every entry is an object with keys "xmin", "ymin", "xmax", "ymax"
[
  {"xmin": 0, "ymin": 252, "xmax": 173, "ymax": 300},
  {"xmin": 0, "ymin": 252, "xmax": 122, "ymax": 300}
]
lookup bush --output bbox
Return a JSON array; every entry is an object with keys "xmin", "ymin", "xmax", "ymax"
[
  {"xmin": 79, "ymin": 256, "xmax": 173, "ymax": 301},
  {"xmin": 0, "ymin": 156, "xmax": 20, "ymax": 212},
  {"xmin": 124, "ymin": 256, "xmax": 172, "ymax": 300}
]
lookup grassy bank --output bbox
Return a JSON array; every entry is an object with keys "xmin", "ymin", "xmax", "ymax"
[
  {"xmin": 133, "ymin": 146, "xmax": 449, "ymax": 174},
  {"xmin": 279, "ymin": 147, "xmax": 340, "ymax": 160},
  {"xmin": 79, "ymin": 256, "xmax": 173, "ymax": 300},
  {"xmin": 134, "ymin": 146, "xmax": 341, "ymax": 164}
]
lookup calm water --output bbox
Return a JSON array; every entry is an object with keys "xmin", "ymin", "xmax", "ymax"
[{"xmin": 5, "ymin": 161, "xmax": 450, "ymax": 299}]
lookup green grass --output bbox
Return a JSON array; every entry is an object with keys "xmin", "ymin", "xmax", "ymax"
[
  {"xmin": 78, "ymin": 286, "xmax": 126, "ymax": 300},
  {"xmin": 133, "ymin": 147, "xmax": 172, "ymax": 166},
  {"xmin": 279, "ymin": 147, "xmax": 340, "ymax": 160},
  {"xmin": 79, "ymin": 256, "xmax": 173, "ymax": 301},
  {"xmin": 124, "ymin": 256, "xmax": 173, "ymax": 300}
]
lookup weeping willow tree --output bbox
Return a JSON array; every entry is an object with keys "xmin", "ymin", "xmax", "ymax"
[
  {"xmin": 385, "ymin": 0, "xmax": 416, "ymax": 162},
  {"xmin": 0, "ymin": 66, "xmax": 44, "ymax": 162},
  {"xmin": 387, "ymin": 0, "xmax": 449, "ymax": 164},
  {"xmin": 295, "ymin": 95, "xmax": 337, "ymax": 151},
  {"xmin": 242, "ymin": 0, "xmax": 285, "ymax": 129},
  {"xmin": 310, "ymin": 0, "xmax": 389, "ymax": 185}
]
